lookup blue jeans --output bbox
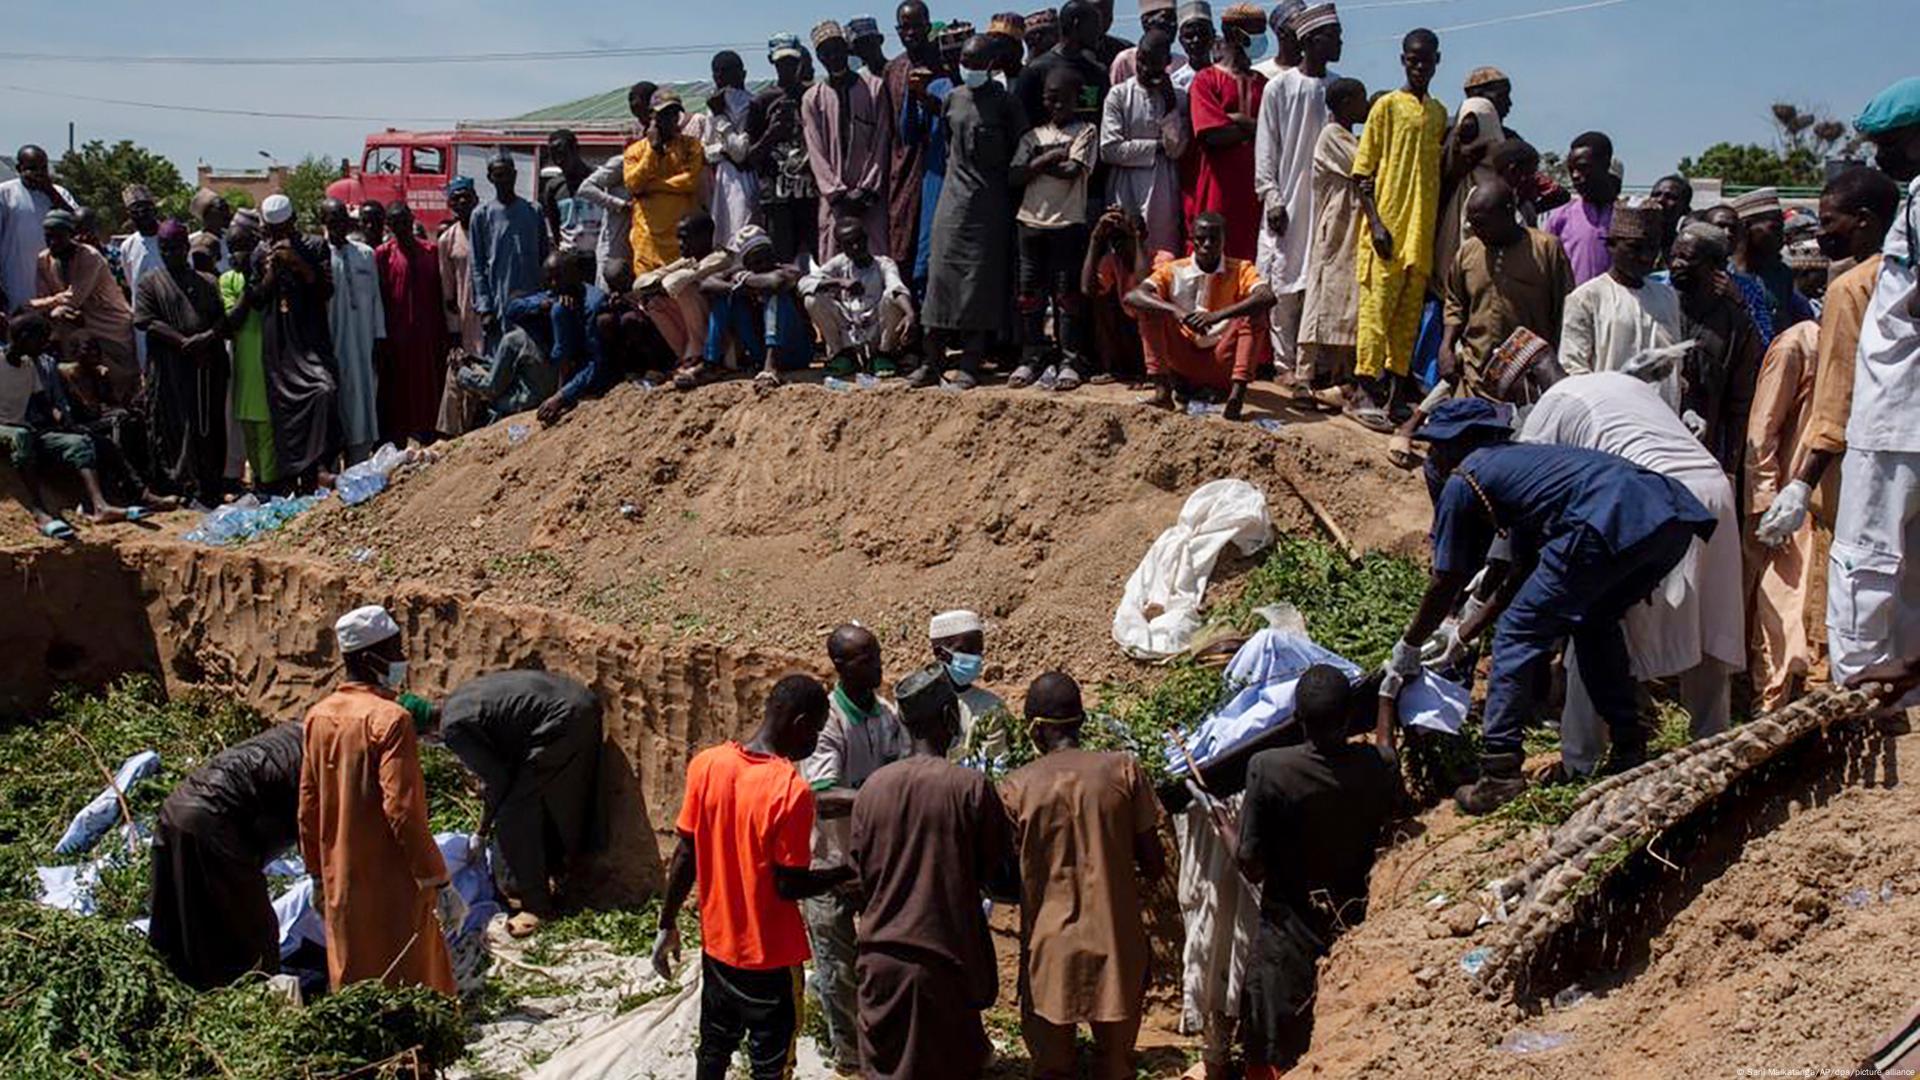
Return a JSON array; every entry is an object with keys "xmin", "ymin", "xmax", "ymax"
[
  {"xmin": 705, "ymin": 291, "xmax": 812, "ymax": 371},
  {"xmin": 1481, "ymin": 522, "xmax": 1698, "ymax": 755}
]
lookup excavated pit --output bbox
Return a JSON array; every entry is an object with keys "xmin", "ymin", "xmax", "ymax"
[{"xmin": 2, "ymin": 538, "xmax": 821, "ymax": 901}]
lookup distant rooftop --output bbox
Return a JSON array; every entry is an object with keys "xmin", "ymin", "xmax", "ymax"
[{"xmin": 466, "ymin": 79, "xmax": 775, "ymax": 130}]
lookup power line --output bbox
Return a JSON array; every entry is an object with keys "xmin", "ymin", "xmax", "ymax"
[
  {"xmin": 0, "ymin": 84, "xmax": 464, "ymax": 124},
  {"xmin": 1430, "ymin": 0, "xmax": 1639, "ymax": 34},
  {"xmin": 0, "ymin": 43, "xmax": 758, "ymax": 67}
]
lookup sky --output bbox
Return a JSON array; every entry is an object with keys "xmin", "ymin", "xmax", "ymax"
[{"xmin": 2, "ymin": 0, "xmax": 1912, "ymax": 190}]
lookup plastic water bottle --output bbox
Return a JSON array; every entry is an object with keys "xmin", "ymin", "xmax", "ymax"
[
  {"xmin": 855, "ymin": 373, "xmax": 880, "ymax": 390},
  {"xmin": 507, "ymin": 423, "xmax": 531, "ymax": 444},
  {"xmin": 1253, "ymin": 417, "xmax": 1286, "ymax": 433},
  {"xmin": 822, "ymin": 376, "xmax": 855, "ymax": 392}
]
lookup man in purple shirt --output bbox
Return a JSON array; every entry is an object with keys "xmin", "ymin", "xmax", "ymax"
[{"xmin": 1543, "ymin": 130, "xmax": 1618, "ymax": 285}]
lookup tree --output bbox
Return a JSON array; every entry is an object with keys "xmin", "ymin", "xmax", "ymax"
[
  {"xmin": 52, "ymin": 139, "xmax": 189, "ymax": 234},
  {"xmin": 1677, "ymin": 100, "xmax": 1865, "ymax": 187},
  {"xmin": 281, "ymin": 154, "xmax": 346, "ymax": 230}
]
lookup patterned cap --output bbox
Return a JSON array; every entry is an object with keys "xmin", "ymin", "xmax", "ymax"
[
  {"xmin": 1288, "ymin": 2, "xmax": 1338, "ymax": 37},
  {"xmin": 1025, "ymin": 7, "xmax": 1057, "ymax": 29},
  {"xmin": 939, "ymin": 19, "xmax": 977, "ymax": 48},
  {"xmin": 730, "ymin": 223, "xmax": 774, "ymax": 258},
  {"xmin": 1141, "ymin": 0, "xmax": 1176, "ymax": 13},
  {"xmin": 1463, "ymin": 65, "xmax": 1508, "ymax": 90},
  {"xmin": 1221, "ymin": 3, "xmax": 1266, "ymax": 30},
  {"xmin": 1177, "ymin": 0, "xmax": 1213, "ymax": 26},
  {"xmin": 989, "ymin": 11, "xmax": 1027, "ymax": 38},
  {"xmin": 768, "ymin": 32, "xmax": 806, "ymax": 61},
  {"xmin": 1269, "ymin": 0, "xmax": 1304, "ymax": 32},
  {"xmin": 121, "ymin": 183, "xmax": 154, "ymax": 208},
  {"xmin": 847, "ymin": 15, "xmax": 882, "ymax": 39},
  {"xmin": 1486, "ymin": 327, "xmax": 1554, "ymax": 402},
  {"xmin": 811, "ymin": 20, "xmax": 847, "ymax": 48},
  {"xmin": 651, "ymin": 87, "xmax": 684, "ymax": 111},
  {"xmin": 1727, "ymin": 187, "xmax": 1783, "ymax": 220},
  {"xmin": 1608, "ymin": 203, "xmax": 1663, "ymax": 241}
]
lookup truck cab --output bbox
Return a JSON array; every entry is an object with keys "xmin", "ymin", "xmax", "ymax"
[{"xmin": 328, "ymin": 127, "xmax": 626, "ymax": 234}]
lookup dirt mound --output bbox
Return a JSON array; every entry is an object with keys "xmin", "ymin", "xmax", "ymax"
[
  {"xmin": 1294, "ymin": 723, "xmax": 1917, "ymax": 1077},
  {"xmin": 278, "ymin": 380, "xmax": 1429, "ymax": 690}
]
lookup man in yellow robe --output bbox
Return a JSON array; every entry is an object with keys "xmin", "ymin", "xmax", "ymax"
[
  {"xmin": 625, "ymin": 88, "xmax": 707, "ymax": 274},
  {"xmin": 1350, "ymin": 27, "xmax": 1446, "ymax": 429}
]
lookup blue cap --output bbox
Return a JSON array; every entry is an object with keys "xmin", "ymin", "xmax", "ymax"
[
  {"xmin": 445, "ymin": 176, "xmax": 475, "ymax": 196},
  {"xmin": 1856, "ymin": 76, "xmax": 1920, "ymax": 137},
  {"xmin": 769, "ymin": 32, "xmax": 805, "ymax": 61},
  {"xmin": 1413, "ymin": 398, "xmax": 1514, "ymax": 443}
]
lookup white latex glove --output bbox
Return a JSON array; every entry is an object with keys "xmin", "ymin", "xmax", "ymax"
[
  {"xmin": 651, "ymin": 924, "xmax": 682, "ymax": 981},
  {"xmin": 1378, "ymin": 665, "xmax": 1407, "ymax": 700},
  {"xmin": 1420, "ymin": 617, "xmax": 1460, "ymax": 663},
  {"xmin": 1388, "ymin": 638, "xmax": 1423, "ymax": 678},
  {"xmin": 1755, "ymin": 479, "xmax": 1811, "ymax": 547},
  {"xmin": 433, "ymin": 883, "xmax": 469, "ymax": 933},
  {"xmin": 1681, "ymin": 409, "xmax": 1708, "ymax": 438}
]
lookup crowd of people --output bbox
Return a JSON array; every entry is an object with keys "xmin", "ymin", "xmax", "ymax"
[{"xmin": 7, "ymin": 0, "xmax": 1919, "ymax": 1076}]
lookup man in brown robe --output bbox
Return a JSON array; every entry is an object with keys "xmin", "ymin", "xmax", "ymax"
[
  {"xmin": 850, "ymin": 667, "xmax": 1013, "ymax": 1079},
  {"xmin": 31, "ymin": 209, "xmax": 138, "ymax": 404},
  {"xmin": 298, "ymin": 604, "xmax": 460, "ymax": 995},
  {"xmin": 1000, "ymin": 671, "xmax": 1167, "ymax": 1080},
  {"xmin": 1437, "ymin": 179, "xmax": 1573, "ymax": 399},
  {"xmin": 884, "ymin": 1, "xmax": 940, "ymax": 272}
]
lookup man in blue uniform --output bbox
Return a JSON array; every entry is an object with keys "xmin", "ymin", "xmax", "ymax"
[{"xmin": 1381, "ymin": 399, "xmax": 1718, "ymax": 813}]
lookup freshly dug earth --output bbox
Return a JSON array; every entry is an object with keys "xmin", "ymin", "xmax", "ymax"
[
  {"xmin": 1293, "ymin": 722, "xmax": 1918, "ymax": 1077},
  {"xmin": 275, "ymin": 380, "xmax": 1430, "ymax": 690}
]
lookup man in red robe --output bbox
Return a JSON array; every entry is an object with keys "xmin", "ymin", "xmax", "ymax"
[
  {"xmin": 374, "ymin": 201, "xmax": 450, "ymax": 446},
  {"xmin": 1187, "ymin": 3, "xmax": 1265, "ymax": 259}
]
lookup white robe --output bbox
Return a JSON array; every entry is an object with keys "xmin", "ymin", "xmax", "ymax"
[
  {"xmin": 1252, "ymin": 66, "xmax": 1329, "ymax": 295},
  {"xmin": 327, "ymin": 239, "xmax": 386, "ymax": 452},
  {"xmin": 1100, "ymin": 78, "xmax": 1190, "ymax": 257},
  {"xmin": 120, "ymin": 230, "xmax": 164, "ymax": 370},
  {"xmin": 1559, "ymin": 272, "xmax": 1684, "ymax": 409},
  {"xmin": 0, "ymin": 178, "xmax": 75, "ymax": 315},
  {"xmin": 688, "ymin": 86, "xmax": 759, "ymax": 249}
]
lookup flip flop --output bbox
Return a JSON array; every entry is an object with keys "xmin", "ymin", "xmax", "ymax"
[
  {"xmin": 1386, "ymin": 435, "xmax": 1421, "ymax": 469},
  {"xmin": 124, "ymin": 506, "xmax": 149, "ymax": 522},
  {"xmin": 872, "ymin": 355, "xmax": 900, "ymax": 378},
  {"xmin": 1346, "ymin": 404, "xmax": 1396, "ymax": 434},
  {"xmin": 40, "ymin": 519, "xmax": 77, "ymax": 541},
  {"xmin": 824, "ymin": 352, "xmax": 860, "ymax": 378}
]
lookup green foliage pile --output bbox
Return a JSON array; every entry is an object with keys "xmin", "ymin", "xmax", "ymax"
[
  {"xmin": 522, "ymin": 900, "xmax": 700, "ymax": 964},
  {"xmin": 0, "ymin": 903, "xmax": 467, "ymax": 1078},
  {"xmin": 1213, "ymin": 536, "xmax": 1429, "ymax": 670},
  {"xmin": 0, "ymin": 680, "xmax": 470, "ymax": 1077},
  {"xmin": 1084, "ymin": 536, "xmax": 1431, "ymax": 788},
  {"xmin": 0, "ymin": 677, "xmax": 263, "ymax": 917}
]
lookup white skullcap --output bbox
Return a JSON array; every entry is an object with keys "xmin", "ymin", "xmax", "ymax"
[
  {"xmin": 929, "ymin": 609, "xmax": 984, "ymax": 639},
  {"xmin": 334, "ymin": 604, "xmax": 400, "ymax": 654},
  {"xmin": 260, "ymin": 194, "xmax": 294, "ymax": 225}
]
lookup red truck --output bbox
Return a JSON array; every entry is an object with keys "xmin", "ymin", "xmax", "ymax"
[{"xmin": 326, "ymin": 127, "xmax": 630, "ymax": 234}]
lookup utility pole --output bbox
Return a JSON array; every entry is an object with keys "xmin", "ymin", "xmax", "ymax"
[{"xmin": 67, "ymin": 122, "xmax": 74, "ymax": 155}]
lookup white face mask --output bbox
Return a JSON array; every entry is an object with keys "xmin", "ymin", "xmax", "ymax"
[
  {"xmin": 962, "ymin": 69, "xmax": 992, "ymax": 89},
  {"xmin": 381, "ymin": 660, "xmax": 409, "ymax": 689}
]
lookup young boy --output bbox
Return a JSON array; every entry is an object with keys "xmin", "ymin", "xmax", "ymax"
[
  {"xmin": 1080, "ymin": 207, "xmax": 1155, "ymax": 385},
  {"xmin": 1, "ymin": 312, "xmax": 130, "ymax": 537},
  {"xmin": 1237, "ymin": 664, "xmax": 1399, "ymax": 1075},
  {"xmin": 1010, "ymin": 65, "xmax": 1098, "ymax": 390}
]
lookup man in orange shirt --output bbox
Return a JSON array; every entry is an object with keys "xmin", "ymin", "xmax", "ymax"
[
  {"xmin": 653, "ymin": 674, "xmax": 854, "ymax": 1080},
  {"xmin": 298, "ymin": 604, "xmax": 461, "ymax": 996},
  {"xmin": 1125, "ymin": 211, "xmax": 1276, "ymax": 418}
]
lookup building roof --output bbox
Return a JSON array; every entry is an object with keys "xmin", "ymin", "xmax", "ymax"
[{"xmin": 469, "ymin": 79, "xmax": 775, "ymax": 131}]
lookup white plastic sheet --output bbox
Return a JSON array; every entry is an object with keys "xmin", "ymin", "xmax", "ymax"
[{"xmin": 1114, "ymin": 479, "xmax": 1274, "ymax": 660}]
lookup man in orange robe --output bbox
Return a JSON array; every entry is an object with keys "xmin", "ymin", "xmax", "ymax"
[{"xmin": 298, "ymin": 604, "xmax": 461, "ymax": 995}]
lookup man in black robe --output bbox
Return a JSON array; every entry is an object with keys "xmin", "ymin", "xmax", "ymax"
[
  {"xmin": 434, "ymin": 670, "xmax": 604, "ymax": 934},
  {"xmin": 253, "ymin": 193, "xmax": 338, "ymax": 486},
  {"xmin": 916, "ymin": 34, "xmax": 1031, "ymax": 389},
  {"xmin": 132, "ymin": 220, "xmax": 228, "ymax": 509},
  {"xmin": 148, "ymin": 721, "xmax": 304, "ymax": 990}
]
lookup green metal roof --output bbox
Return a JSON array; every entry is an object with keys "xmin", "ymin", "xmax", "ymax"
[{"xmin": 487, "ymin": 79, "xmax": 775, "ymax": 128}]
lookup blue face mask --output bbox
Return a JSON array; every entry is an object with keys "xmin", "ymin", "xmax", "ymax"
[
  {"xmin": 945, "ymin": 652, "xmax": 985, "ymax": 687},
  {"xmin": 1238, "ymin": 30, "xmax": 1271, "ymax": 62},
  {"xmin": 847, "ymin": 54, "xmax": 863, "ymax": 73},
  {"xmin": 962, "ymin": 68, "xmax": 991, "ymax": 89}
]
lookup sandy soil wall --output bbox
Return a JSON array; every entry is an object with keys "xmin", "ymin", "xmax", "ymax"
[{"xmin": 2, "ymin": 538, "xmax": 824, "ymax": 900}]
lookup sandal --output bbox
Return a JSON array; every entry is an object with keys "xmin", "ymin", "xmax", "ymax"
[
  {"xmin": 872, "ymin": 355, "xmax": 900, "ymax": 379},
  {"xmin": 824, "ymin": 351, "xmax": 860, "ymax": 378},
  {"xmin": 753, "ymin": 369, "xmax": 783, "ymax": 389},
  {"xmin": 1007, "ymin": 364, "xmax": 1038, "ymax": 389},
  {"xmin": 672, "ymin": 364, "xmax": 711, "ymax": 392},
  {"xmin": 39, "ymin": 519, "xmax": 77, "ymax": 541},
  {"xmin": 1054, "ymin": 366, "xmax": 1083, "ymax": 392},
  {"xmin": 1346, "ymin": 403, "xmax": 1396, "ymax": 434},
  {"xmin": 1386, "ymin": 434, "xmax": 1421, "ymax": 469},
  {"xmin": 1088, "ymin": 372, "xmax": 1116, "ymax": 385}
]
